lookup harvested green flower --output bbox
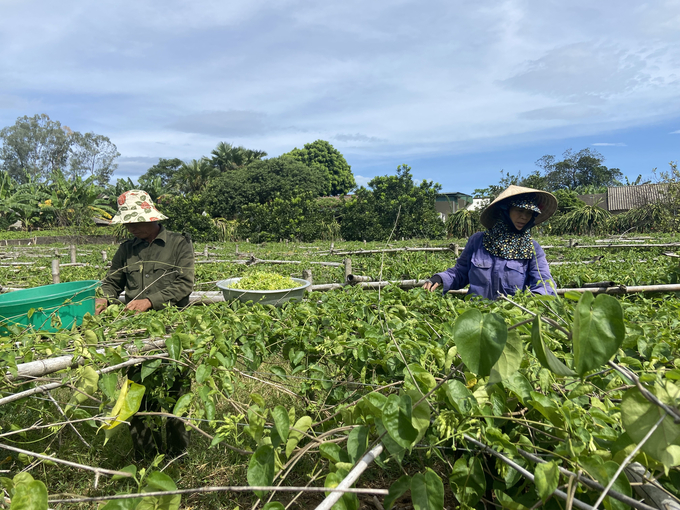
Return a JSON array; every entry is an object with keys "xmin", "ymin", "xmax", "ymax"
[{"xmin": 230, "ymin": 271, "xmax": 300, "ymax": 291}]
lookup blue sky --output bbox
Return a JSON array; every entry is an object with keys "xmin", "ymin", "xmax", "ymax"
[{"xmin": 1, "ymin": 0, "xmax": 678, "ymax": 195}]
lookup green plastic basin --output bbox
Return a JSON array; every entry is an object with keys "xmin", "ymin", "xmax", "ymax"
[{"xmin": 0, "ymin": 280, "xmax": 100, "ymax": 334}]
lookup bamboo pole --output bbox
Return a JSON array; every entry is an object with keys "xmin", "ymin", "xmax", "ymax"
[
  {"xmin": 70, "ymin": 244, "xmax": 77, "ymax": 264},
  {"xmin": 51, "ymin": 259, "xmax": 60, "ymax": 284}
]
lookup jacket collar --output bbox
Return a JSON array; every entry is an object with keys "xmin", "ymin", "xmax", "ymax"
[{"xmin": 131, "ymin": 225, "xmax": 167, "ymax": 247}]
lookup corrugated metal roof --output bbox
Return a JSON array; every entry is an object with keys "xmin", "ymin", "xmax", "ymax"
[{"xmin": 607, "ymin": 183, "xmax": 668, "ymax": 211}]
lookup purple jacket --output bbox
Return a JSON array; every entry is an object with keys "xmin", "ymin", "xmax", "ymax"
[{"xmin": 436, "ymin": 232, "xmax": 557, "ymax": 300}]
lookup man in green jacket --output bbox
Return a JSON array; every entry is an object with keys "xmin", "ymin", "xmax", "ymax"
[
  {"xmin": 96, "ymin": 190, "xmax": 194, "ymax": 460},
  {"xmin": 96, "ymin": 190, "xmax": 194, "ymax": 314}
]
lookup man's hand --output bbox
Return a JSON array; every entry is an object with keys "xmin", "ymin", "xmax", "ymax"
[
  {"xmin": 422, "ymin": 281, "xmax": 440, "ymax": 292},
  {"xmin": 95, "ymin": 298, "xmax": 108, "ymax": 315},
  {"xmin": 125, "ymin": 298, "xmax": 153, "ymax": 313}
]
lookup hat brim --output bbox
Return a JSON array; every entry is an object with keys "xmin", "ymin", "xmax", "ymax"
[
  {"xmin": 479, "ymin": 185, "xmax": 557, "ymax": 229},
  {"xmin": 110, "ymin": 209, "xmax": 168, "ymax": 224}
]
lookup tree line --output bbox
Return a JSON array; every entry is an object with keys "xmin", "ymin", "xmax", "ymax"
[{"xmin": 2, "ymin": 113, "xmax": 677, "ymax": 241}]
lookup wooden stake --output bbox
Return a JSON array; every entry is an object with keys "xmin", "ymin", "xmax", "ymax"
[
  {"xmin": 51, "ymin": 259, "xmax": 60, "ymax": 284},
  {"xmin": 344, "ymin": 258, "xmax": 352, "ymax": 282},
  {"xmin": 101, "ymin": 250, "xmax": 107, "ymax": 262},
  {"xmin": 203, "ymin": 246, "xmax": 208, "ymax": 257},
  {"xmin": 302, "ymin": 269, "xmax": 313, "ymax": 286},
  {"xmin": 69, "ymin": 244, "xmax": 77, "ymax": 264}
]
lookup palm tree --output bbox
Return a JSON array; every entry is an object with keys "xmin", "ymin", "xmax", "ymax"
[
  {"xmin": 210, "ymin": 142, "xmax": 267, "ymax": 172},
  {"xmin": 171, "ymin": 159, "xmax": 220, "ymax": 195}
]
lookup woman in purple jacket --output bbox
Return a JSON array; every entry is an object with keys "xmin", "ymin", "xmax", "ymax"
[{"xmin": 423, "ymin": 185, "xmax": 558, "ymax": 300}]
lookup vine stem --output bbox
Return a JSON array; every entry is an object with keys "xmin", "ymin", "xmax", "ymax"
[
  {"xmin": 0, "ymin": 443, "xmax": 133, "ymax": 479},
  {"xmin": 516, "ymin": 449, "xmax": 657, "ymax": 510},
  {"xmin": 608, "ymin": 361, "xmax": 680, "ymax": 424},
  {"xmin": 496, "ymin": 294, "xmax": 571, "ymax": 338},
  {"xmin": 0, "ymin": 354, "xmax": 160, "ymax": 406},
  {"xmin": 462, "ymin": 434, "xmax": 595, "ymax": 510},
  {"xmin": 591, "ymin": 411, "xmax": 667, "ymax": 510},
  {"xmin": 134, "ymin": 412, "xmax": 253, "ymax": 456},
  {"xmin": 49, "ymin": 485, "xmax": 389, "ymax": 504},
  {"xmin": 46, "ymin": 391, "xmax": 90, "ymax": 448}
]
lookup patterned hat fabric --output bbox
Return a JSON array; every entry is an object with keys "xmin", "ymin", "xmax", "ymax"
[
  {"xmin": 479, "ymin": 185, "xmax": 557, "ymax": 229},
  {"xmin": 509, "ymin": 197, "xmax": 542, "ymax": 215},
  {"xmin": 110, "ymin": 190, "xmax": 168, "ymax": 224}
]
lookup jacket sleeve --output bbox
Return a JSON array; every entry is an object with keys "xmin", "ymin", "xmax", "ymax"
[
  {"xmin": 146, "ymin": 236, "xmax": 195, "ymax": 310},
  {"xmin": 527, "ymin": 241, "xmax": 557, "ymax": 296},
  {"xmin": 100, "ymin": 245, "xmax": 127, "ymax": 302},
  {"xmin": 435, "ymin": 234, "xmax": 477, "ymax": 293}
]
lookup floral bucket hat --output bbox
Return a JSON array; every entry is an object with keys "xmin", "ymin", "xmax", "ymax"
[{"xmin": 110, "ymin": 190, "xmax": 168, "ymax": 224}]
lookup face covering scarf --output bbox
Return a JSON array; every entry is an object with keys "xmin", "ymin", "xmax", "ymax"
[{"xmin": 482, "ymin": 198, "xmax": 540, "ymax": 260}]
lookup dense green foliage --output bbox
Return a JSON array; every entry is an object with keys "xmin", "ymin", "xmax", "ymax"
[
  {"xmin": 155, "ymin": 194, "xmax": 218, "ymax": 242},
  {"xmin": 445, "ymin": 208, "xmax": 481, "ymax": 238},
  {"xmin": 1, "ymin": 237, "xmax": 680, "ymax": 509},
  {"xmin": 238, "ymin": 193, "xmax": 336, "ymax": 242},
  {"xmin": 204, "ymin": 156, "xmax": 329, "ymax": 219},
  {"xmin": 341, "ymin": 165, "xmax": 445, "ymax": 241},
  {"xmin": 284, "ymin": 140, "xmax": 356, "ymax": 196}
]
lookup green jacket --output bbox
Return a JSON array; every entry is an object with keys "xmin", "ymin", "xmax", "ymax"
[{"xmin": 101, "ymin": 226, "xmax": 195, "ymax": 310}]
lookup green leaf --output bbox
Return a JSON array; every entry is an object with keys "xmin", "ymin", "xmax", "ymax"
[
  {"xmin": 531, "ymin": 315, "xmax": 575, "ymax": 377},
  {"xmin": 286, "ymin": 416, "xmax": 312, "ymax": 457},
  {"xmin": 453, "ymin": 309, "xmax": 507, "ymax": 377},
  {"xmin": 195, "ymin": 364, "xmax": 211, "ymax": 384},
  {"xmin": 198, "ymin": 385, "xmax": 215, "ymax": 421},
  {"xmin": 534, "ymin": 461, "xmax": 559, "ymax": 502},
  {"xmin": 248, "ymin": 444, "xmax": 275, "ymax": 500},
  {"xmin": 443, "ymin": 380, "xmax": 477, "ymax": 414},
  {"xmin": 450, "ymin": 455, "xmax": 486, "ymax": 507},
  {"xmin": 269, "ymin": 365, "xmax": 287, "ymax": 379},
  {"xmin": 271, "ymin": 405, "xmax": 290, "ymax": 446},
  {"xmin": 100, "ymin": 498, "xmax": 140, "ymax": 510},
  {"xmin": 382, "ymin": 393, "xmax": 418, "ymax": 449},
  {"xmin": 172, "ymin": 394, "xmax": 193, "ymax": 418},
  {"xmin": 139, "ymin": 471, "xmax": 180, "ymax": 510},
  {"xmin": 404, "ymin": 363, "xmax": 436, "ymax": 394},
  {"xmin": 251, "ymin": 393, "xmax": 266, "ymax": 408},
  {"xmin": 99, "ymin": 372, "xmax": 119, "ymax": 401},
  {"xmin": 489, "ymin": 329, "xmax": 523, "ymax": 384},
  {"xmin": 384, "ymin": 475, "xmax": 411, "ymax": 510},
  {"xmin": 165, "ymin": 335, "xmax": 181, "ymax": 361},
  {"xmin": 147, "ymin": 319, "xmax": 165, "ymax": 337},
  {"xmin": 411, "ymin": 469, "xmax": 444, "ymax": 510},
  {"xmin": 10, "ymin": 480, "xmax": 48, "ymax": 510},
  {"xmin": 572, "ymin": 292, "xmax": 625, "ymax": 377},
  {"xmin": 102, "ymin": 379, "xmax": 146, "ymax": 431},
  {"xmin": 347, "ymin": 426, "xmax": 369, "ymax": 464},
  {"xmin": 621, "ymin": 384, "xmax": 680, "ymax": 467},
  {"xmin": 319, "ymin": 442, "xmax": 344, "ymax": 463},
  {"xmin": 140, "ymin": 359, "xmax": 162, "ymax": 382},
  {"xmin": 67, "ymin": 365, "xmax": 99, "ymax": 410},
  {"xmin": 579, "ymin": 456, "xmax": 632, "ymax": 510},
  {"xmin": 111, "ymin": 464, "xmax": 137, "ymax": 481},
  {"xmin": 324, "ymin": 471, "xmax": 359, "ymax": 510},
  {"xmin": 262, "ymin": 503, "xmax": 285, "ymax": 510}
]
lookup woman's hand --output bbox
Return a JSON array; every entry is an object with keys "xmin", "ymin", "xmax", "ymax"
[{"xmin": 422, "ymin": 281, "xmax": 440, "ymax": 292}]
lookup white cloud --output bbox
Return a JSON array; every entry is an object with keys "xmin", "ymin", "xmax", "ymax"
[
  {"xmin": 671, "ymin": 130, "xmax": 680, "ymax": 134},
  {"xmin": 592, "ymin": 143, "xmax": 627, "ymax": 146},
  {"xmin": 354, "ymin": 175, "xmax": 372, "ymax": 188},
  {"xmin": 0, "ymin": 0, "xmax": 679, "ymax": 185}
]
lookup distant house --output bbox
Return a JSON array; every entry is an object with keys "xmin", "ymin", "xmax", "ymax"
[
  {"xmin": 578, "ymin": 184, "xmax": 668, "ymax": 214},
  {"xmin": 435, "ymin": 192, "xmax": 473, "ymax": 221}
]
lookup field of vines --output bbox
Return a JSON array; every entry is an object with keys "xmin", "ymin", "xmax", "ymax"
[{"xmin": 1, "ymin": 235, "xmax": 680, "ymax": 510}]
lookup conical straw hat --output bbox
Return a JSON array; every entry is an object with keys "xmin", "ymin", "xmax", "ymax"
[
  {"xmin": 110, "ymin": 190, "xmax": 168, "ymax": 224},
  {"xmin": 479, "ymin": 185, "xmax": 557, "ymax": 229}
]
